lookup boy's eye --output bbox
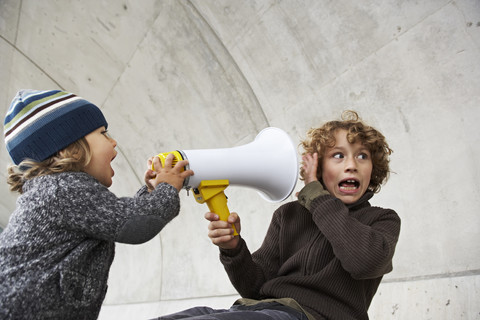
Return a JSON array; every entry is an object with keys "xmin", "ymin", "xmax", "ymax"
[
  {"xmin": 333, "ymin": 153, "xmax": 344, "ymax": 159},
  {"xmin": 358, "ymin": 152, "xmax": 369, "ymax": 160}
]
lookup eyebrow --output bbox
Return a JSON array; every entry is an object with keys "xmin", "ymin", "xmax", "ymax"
[
  {"xmin": 328, "ymin": 145, "xmax": 371, "ymax": 153},
  {"xmin": 356, "ymin": 146, "xmax": 371, "ymax": 153}
]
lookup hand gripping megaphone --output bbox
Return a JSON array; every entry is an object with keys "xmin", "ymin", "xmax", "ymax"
[{"xmin": 154, "ymin": 127, "xmax": 299, "ymax": 235}]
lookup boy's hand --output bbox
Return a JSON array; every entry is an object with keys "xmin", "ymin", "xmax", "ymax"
[
  {"xmin": 205, "ymin": 211, "xmax": 241, "ymax": 250},
  {"xmin": 302, "ymin": 152, "xmax": 320, "ymax": 185},
  {"xmin": 145, "ymin": 154, "xmax": 194, "ymax": 192},
  {"xmin": 145, "ymin": 157, "xmax": 157, "ymax": 192}
]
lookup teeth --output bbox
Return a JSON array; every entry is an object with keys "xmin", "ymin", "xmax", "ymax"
[{"xmin": 340, "ymin": 179, "xmax": 359, "ymax": 190}]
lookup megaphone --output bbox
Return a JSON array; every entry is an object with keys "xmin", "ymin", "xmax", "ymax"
[{"xmin": 155, "ymin": 127, "xmax": 299, "ymax": 235}]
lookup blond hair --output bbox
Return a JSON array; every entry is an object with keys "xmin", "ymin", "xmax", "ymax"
[
  {"xmin": 300, "ymin": 110, "xmax": 393, "ymax": 193},
  {"xmin": 7, "ymin": 137, "xmax": 92, "ymax": 194}
]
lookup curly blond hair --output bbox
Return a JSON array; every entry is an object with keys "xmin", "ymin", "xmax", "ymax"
[
  {"xmin": 7, "ymin": 137, "xmax": 92, "ymax": 194},
  {"xmin": 300, "ymin": 110, "xmax": 393, "ymax": 193}
]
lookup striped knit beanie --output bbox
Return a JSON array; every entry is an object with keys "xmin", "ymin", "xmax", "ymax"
[{"xmin": 4, "ymin": 89, "xmax": 108, "ymax": 165}]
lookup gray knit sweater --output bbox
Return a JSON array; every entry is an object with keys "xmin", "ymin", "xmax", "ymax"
[
  {"xmin": 220, "ymin": 184, "xmax": 401, "ymax": 320},
  {"xmin": 0, "ymin": 172, "xmax": 180, "ymax": 319}
]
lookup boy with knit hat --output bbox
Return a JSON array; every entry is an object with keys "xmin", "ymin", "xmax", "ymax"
[
  {"xmin": 0, "ymin": 89, "xmax": 194, "ymax": 319},
  {"xmin": 155, "ymin": 111, "xmax": 401, "ymax": 320}
]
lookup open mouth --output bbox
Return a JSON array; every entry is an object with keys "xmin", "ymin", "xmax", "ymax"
[
  {"xmin": 111, "ymin": 154, "xmax": 117, "ymax": 177},
  {"xmin": 339, "ymin": 179, "xmax": 360, "ymax": 191}
]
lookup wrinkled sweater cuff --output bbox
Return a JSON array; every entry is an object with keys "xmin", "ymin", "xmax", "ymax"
[
  {"xmin": 220, "ymin": 237, "xmax": 246, "ymax": 258},
  {"xmin": 297, "ymin": 181, "xmax": 330, "ymax": 210}
]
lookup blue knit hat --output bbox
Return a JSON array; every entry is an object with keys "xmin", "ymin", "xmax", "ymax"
[{"xmin": 4, "ymin": 89, "xmax": 108, "ymax": 165}]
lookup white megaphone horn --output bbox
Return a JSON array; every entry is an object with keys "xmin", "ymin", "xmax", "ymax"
[{"xmin": 154, "ymin": 127, "xmax": 299, "ymax": 235}]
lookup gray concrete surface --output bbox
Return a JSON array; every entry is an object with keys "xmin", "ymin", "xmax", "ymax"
[{"xmin": 1, "ymin": 0, "xmax": 479, "ymax": 319}]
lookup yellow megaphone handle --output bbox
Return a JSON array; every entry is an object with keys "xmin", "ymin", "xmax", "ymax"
[{"xmin": 193, "ymin": 180, "xmax": 238, "ymax": 236}]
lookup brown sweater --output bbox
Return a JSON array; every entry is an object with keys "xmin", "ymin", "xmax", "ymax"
[{"xmin": 220, "ymin": 187, "xmax": 400, "ymax": 320}]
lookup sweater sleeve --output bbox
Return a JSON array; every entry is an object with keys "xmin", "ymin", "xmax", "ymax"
[
  {"xmin": 219, "ymin": 207, "xmax": 284, "ymax": 299},
  {"xmin": 115, "ymin": 183, "xmax": 179, "ymax": 244},
  {"xmin": 297, "ymin": 181, "xmax": 330, "ymax": 210},
  {"xmin": 310, "ymin": 195, "xmax": 401, "ymax": 279},
  {"xmin": 55, "ymin": 174, "xmax": 180, "ymax": 244},
  {"xmin": 219, "ymin": 238, "xmax": 264, "ymax": 298}
]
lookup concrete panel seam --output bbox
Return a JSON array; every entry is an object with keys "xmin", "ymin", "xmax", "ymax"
[{"xmin": 382, "ymin": 269, "xmax": 480, "ymax": 283}]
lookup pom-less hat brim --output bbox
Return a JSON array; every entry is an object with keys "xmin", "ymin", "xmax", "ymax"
[{"xmin": 4, "ymin": 90, "xmax": 108, "ymax": 165}]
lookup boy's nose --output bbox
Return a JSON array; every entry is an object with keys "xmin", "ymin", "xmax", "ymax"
[{"xmin": 345, "ymin": 157, "xmax": 357, "ymax": 172}]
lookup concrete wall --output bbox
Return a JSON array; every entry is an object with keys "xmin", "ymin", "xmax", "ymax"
[{"xmin": 1, "ymin": 0, "xmax": 479, "ymax": 319}]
